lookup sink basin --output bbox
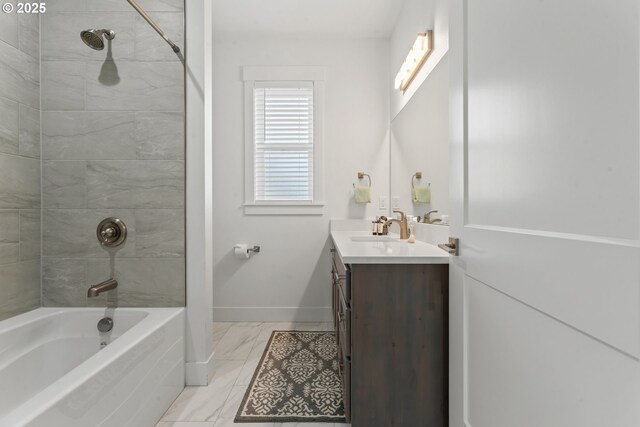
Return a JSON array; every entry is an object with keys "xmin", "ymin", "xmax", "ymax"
[{"xmin": 350, "ymin": 236, "xmax": 401, "ymax": 242}]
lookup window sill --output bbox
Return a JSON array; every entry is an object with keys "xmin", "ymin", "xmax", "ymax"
[{"xmin": 243, "ymin": 203, "xmax": 325, "ymax": 216}]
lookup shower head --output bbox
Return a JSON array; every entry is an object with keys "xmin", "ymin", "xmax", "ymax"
[{"xmin": 80, "ymin": 29, "xmax": 115, "ymax": 51}]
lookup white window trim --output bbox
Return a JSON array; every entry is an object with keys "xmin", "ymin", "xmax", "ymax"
[{"xmin": 243, "ymin": 66, "xmax": 325, "ymax": 216}]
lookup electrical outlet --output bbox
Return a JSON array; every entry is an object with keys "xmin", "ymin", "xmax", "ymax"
[
  {"xmin": 392, "ymin": 197, "xmax": 400, "ymax": 209},
  {"xmin": 379, "ymin": 196, "xmax": 388, "ymax": 210}
]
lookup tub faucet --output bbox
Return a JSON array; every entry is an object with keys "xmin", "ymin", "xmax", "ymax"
[
  {"xmin": 88, "ymin": 279, "xmax": 118, "ymax": 298},
  {"xmin": 384, "ymin": 210, "xmax": 409, "ymax": 239}
]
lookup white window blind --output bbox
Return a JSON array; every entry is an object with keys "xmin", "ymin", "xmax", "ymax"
[{"xmin": 254, "ymin": 84, "xmax": 314, "ymax": 202}]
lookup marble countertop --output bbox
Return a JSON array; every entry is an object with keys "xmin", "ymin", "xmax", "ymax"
[{"xmin": 330, "ymin": 230, "xmax": 450, "ymax": 265}]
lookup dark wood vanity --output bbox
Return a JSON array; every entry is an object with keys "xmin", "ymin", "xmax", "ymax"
[{"xmin": 331, "ymin": 247, "xmax": 449, "ymax": 426}]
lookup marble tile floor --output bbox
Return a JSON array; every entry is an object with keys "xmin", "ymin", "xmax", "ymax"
[{"xmin": 157, "ymin": 321, "xmax": 351, "ymax": 427}]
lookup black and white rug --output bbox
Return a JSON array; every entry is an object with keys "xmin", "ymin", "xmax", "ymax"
[{"xmin": 235, "ymin": 331, "xmax": 347, "ymax": 423}]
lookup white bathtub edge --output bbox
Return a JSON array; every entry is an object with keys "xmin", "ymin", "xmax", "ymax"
[{"xmin": 1, "ymin": 307, "xmax": 185, "ymax": 427}]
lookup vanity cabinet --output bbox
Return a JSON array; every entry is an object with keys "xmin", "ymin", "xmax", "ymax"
[
  {"xmin": 331, "ymin": 247, "xmax": 449, "ymax": 427},
  {"xmin": 331, "ymin": 249, "xmax": 352, "ymax": 420}
]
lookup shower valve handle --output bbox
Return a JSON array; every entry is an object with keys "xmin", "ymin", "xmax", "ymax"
[
  {"xmin": 97, "ymin": 218, "xmax": 127, "ymax": 248},
  {"xmin": 101, "ymin": 227, "xmax": 116, "ymax": 238}
]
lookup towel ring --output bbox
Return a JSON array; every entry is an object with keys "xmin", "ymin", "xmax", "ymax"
[
  {"xmin": 411, "ymin": 172, "xmax": 423, "ymax": 189},
  {"xmin": 353, "ymin": 172, "xmax": 372, "ymax": 188}
]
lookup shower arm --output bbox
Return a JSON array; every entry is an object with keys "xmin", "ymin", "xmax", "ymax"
[{"xmin": 126, "ymin": 0, "xmax": 181, "ymax": 53}]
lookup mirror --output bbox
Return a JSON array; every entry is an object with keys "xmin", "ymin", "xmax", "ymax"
[{"xmin": 390, "ymin": 54, "xmax": 449, "ymax": 224}]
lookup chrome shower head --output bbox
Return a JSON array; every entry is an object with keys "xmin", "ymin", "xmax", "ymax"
[{"xmin": 80, "ymin": 29, "xmax": 115, "ymax": 50}]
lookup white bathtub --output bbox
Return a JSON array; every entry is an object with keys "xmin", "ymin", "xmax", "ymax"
[{"xmin": 0, "ymin": 307, "xmax": 185, "ymax": 427}]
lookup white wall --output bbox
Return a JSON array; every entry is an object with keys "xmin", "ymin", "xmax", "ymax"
[
  {"xmin": 390, "ymin": 0, "xmax": 448, "ymax": 119},
  {"xmin": 212, "ymin": 38, "xmax": 390, "ymax": 321}
]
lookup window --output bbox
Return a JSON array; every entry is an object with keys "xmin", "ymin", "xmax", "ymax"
[
  {"xmin": 254, "ymin": 84, "xmax": 314, "ymax": 202},
  {"xmin": 244, "ymin": 67, "xmax": 325, "ymax": 215}
]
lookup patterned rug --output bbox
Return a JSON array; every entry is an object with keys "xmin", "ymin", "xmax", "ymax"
[{"xmin": 235, "ymin": 331, "xmax": 346, "ymax": 423}]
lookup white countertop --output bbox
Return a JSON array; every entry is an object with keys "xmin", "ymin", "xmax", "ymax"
[{"xmin": 330, "ymin": 230, "xmax": 450, "ymax": 265}]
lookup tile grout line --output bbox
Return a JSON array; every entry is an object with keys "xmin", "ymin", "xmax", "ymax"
[
  {"xmin": 211, "ymin": 322, "xmax": 235, "ymax": 351},
  {"xmin": 231, "ymin": 323, "xmax": 264, "ymax": 388},
  {"xmin": 212, "ymin": 325, "xmax": 257, "ymax": 426},
  {"xmin": 38, "ymin": 7, "xmax": 43, "ymax": 308}
]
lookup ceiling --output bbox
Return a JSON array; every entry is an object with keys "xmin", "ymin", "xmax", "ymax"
[{"xmin": 212, "ymin": 0, "xmax": 406, "ymax": 39}]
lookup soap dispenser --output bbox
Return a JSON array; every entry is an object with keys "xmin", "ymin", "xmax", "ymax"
[
  {"xmin": 407, "ymin": 216, "xmax": 416, "ymax": 243},
  {"xmin": 379, "ymin": 216, "xmax": 388, "ymax": 235}
]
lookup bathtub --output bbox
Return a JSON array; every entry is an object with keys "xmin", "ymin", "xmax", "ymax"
[{"xmin": 0, "ymin": 307, "xmax": 185, "ymax": 427}]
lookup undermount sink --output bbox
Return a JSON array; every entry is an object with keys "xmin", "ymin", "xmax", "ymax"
[{"xmin": 350, "ymin": 236, "xmax": 401, "ymax": 242}]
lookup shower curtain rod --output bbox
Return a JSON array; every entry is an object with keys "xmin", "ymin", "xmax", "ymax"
[{"xmin": 126, "ymin": 0, "xmax": 181, "ymax": 53}]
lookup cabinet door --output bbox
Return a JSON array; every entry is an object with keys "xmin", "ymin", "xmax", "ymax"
[
  {"xmin": 337, "ymin": 285, "xmax": 351, "ymax": 359},
  {"xmin": 339, "ymin": 350, "xmax": 351, "ymax": 422},
  {"xmin": 351, "ymin": 264, "xmax": 448, "ymax": 426},
  {"xmin": 332, "ymin": 266, "xmax": 338, "ymax": 330}
]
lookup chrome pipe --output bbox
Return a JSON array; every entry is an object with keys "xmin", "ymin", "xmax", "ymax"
[{"xmin": 126, "ymin": 0, "xmax": 180, "ymax": 53}]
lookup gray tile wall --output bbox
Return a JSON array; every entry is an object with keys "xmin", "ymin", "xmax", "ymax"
[
  {"xmin": 40, "ymin": 0, "xmax": 185, "ymax": 307},
  {"xmin": 0, "ymin": 11, "xmax": 41, "ymax": 320}
]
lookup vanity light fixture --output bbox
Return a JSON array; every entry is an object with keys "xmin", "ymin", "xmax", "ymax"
[{"xmin": 394, "ymin": 30, "xmax": 433, "ymax": 92}]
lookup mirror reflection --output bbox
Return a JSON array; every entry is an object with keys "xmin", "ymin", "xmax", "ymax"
[{"xmin": 390, "ymin": 55, "xmax": 449, "ymax": 224}]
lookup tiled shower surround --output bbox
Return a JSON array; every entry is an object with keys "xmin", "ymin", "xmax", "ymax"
[
  {"xmin": 41, "ymin": 0, "xmax": 185, "ymax": 307},
  {"xmin": 0, "ymin": 0, "xmax": 185, "ymax": 319},
  {"xmin": 0, "ymin": 11, "xmax": 41, "ymax": 320}
]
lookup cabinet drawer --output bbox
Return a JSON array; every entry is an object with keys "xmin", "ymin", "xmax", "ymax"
[
  {"xmin": 331, "ymin": 271, "xmax": 339, "ymax": 330},
  {"xmin": 332, "ymin": 249, "xmax": 347, "ymax": 277},
  {"xmin": 332, "ymin": 254, "xmax": 351, "ymax": 305},
  {"xmin": 337, "ymin": 274, "xmax": 350, "ymax": 307},
  {"xmin": 337, "ymin": 277, "xmax": 350, "ymax": 307}
]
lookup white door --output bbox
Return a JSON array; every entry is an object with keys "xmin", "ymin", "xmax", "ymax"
[{"xmin": 449, "ymin": 1, "xmax": 640, "ymax": 426}]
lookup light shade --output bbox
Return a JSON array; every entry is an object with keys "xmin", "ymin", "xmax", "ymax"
[{"xmin": 394, "ymin": 30, "xmax": 433, "ymax": 92}]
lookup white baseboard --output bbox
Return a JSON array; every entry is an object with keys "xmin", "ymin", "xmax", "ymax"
[
  {"xmin": 185, "ymin": 349, "xmax": 216, "ymax": 386},
  {"xmin": 213, "ymin": 306, "xmax": 332, "ymax": 322}
]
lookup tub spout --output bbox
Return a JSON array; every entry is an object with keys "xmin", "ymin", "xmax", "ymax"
[{"xmin": 88, "ymin": 279, "xmax": 118, "ymax": 298}]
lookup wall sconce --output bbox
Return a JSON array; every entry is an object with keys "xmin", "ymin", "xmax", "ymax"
[{"xmin": 394, "ymin": 30, "xmax": 433, "ymax": 92}]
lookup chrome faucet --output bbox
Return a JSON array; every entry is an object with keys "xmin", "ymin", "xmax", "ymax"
[
  {"xmin": 384, "ymin": 210, "xmax": 409, "ymax": 239},
  {"xmin": 88, "ymin": 279, "xmax": 118, "ymax": 298},
  {"xmin": 423, "ymin": 210, "xmax": 442, "ymax": 224}
]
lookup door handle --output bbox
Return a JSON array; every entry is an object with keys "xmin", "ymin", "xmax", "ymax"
[{"xmin": 438, "ymin": 237, "xmax": 460, "ymax": 256}]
